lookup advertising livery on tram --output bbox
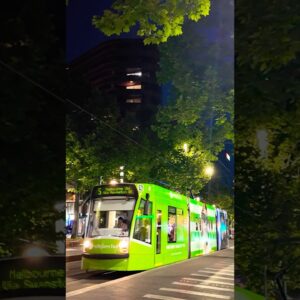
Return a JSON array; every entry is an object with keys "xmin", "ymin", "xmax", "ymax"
[{"xmin": 81, "ymin": 183, "xmax": 229, "ymax": 271}]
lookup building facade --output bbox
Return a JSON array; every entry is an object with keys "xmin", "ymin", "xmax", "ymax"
[{"xmin": 69, "ymin": 38, "xmax": 161, "ymax": 126}]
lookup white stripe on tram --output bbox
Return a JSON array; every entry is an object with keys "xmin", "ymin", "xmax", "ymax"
[
  {"xmin": 143, "ymin": 294, "xmax": 186, "ymax": 300},
  {"xmin": 159, "ymin": 288, "xmax": 231, "ymax": 299},
  {"xmin": 173, "ymin": 282, "xmax": 233, "ymax": 292},
  {"xmin": 188, "ymin": 276, "xmax": 234, "ymax": 286}
]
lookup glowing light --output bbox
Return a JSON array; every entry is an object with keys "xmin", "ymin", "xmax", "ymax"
[
  {"xmin": 183, "ymin": 143, "xmax": 188, "ymax": 153},
  {"xmin": 119, "ymin": 240, "xmax": 128, "ymax": 249},
  {"xmin": 126, "ymin": 98, "xmax": 142, "ymax": 103},
  {"xmin": 126, "ymin": 84, "xmax": 141, "ymax": 90},
  {"xmin": 204, "ymin": 165, "xmax": 215, "ymax": 177},
  {"xmin": 110, "ymin": 179, "xmax": 118, "ymax": 185},
  {"xmin": 126, "ymin": 72, "xmax": 142, "ymax": 76},
  {"xmin": 226, "ymin": 153, "xmax": 231, "ymax": 161},
  {"xmin": 83, "ymin": 240, "xmax": 92, "ymax": 251}
]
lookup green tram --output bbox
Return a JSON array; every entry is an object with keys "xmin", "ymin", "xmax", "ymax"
[{"xmin": 81, "ymin": 183, "xmax": 225, "ymax": 271}]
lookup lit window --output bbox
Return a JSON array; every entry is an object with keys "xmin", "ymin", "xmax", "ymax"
[
  {"xmin": 126, "ymin": 98, "xmax": 142, "ymax": 104},
  {"xmin": 126, "ymin": 71, "xmax": 142, "ymax": 76},
  {"xmin": 126, "ymin": 84, "xmax": 142, "ymax": 90}
]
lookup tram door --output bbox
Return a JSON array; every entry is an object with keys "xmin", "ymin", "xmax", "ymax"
[{"xmin": 155, "ymin": 210, "xmax": 163, "ymax": 266}]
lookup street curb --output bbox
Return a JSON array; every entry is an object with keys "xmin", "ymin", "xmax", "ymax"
[{"xmin": 66, "ymin": 255, "xmax": 82, "ymax": 262}]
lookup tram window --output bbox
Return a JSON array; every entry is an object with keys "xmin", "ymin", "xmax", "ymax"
[
  {"xmin": 156, "ymin": 210, "xmax": 162, "ymax": 254},
  {"xmin": 99, "ymin": 211, "xmax": 107, "ymax": 228},
  {"xmin": 133, "ymin": 199, "xmax": 152, "ymax": 244},
  {"xmin": 168, "ymin": 206, "xmax": 177, "ymax": 243}
]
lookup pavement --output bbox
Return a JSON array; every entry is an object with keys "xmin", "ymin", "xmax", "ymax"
[{"xmin": 66, "ymin": 244, "xmax": 234, "ymax": 300}]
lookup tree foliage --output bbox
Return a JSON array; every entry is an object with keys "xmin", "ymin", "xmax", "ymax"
[
  {"xmin": 92, "ymin": 0, "xmax": 211, "ymax": 44},
  {"xmin": 0, "ymin": 1, "xmax": 65, "ymax": 256},
  {"xmin": 66, "ymin": 0, "xmax": 233, "ymax": 213},
  {"xmin": 236, "ymin": 0, "xmax": 300, "ymax": 297},
  {"xmin": 152, "ymin": 5, "xmax": 234, "ymax": 202}
]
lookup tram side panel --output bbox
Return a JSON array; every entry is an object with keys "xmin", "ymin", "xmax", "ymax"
[
  {"xmin": 153, "ymin": 186, "xmax": 189, "ymax": 267},
  {"xmin": 189, "ymin": 200, "xmax": 217, "ymax": 257},
  {"xmin": 206, "ymin": 203, "xmax": 217, "ymax": 253},
  {"xmin": 128, "ymin": 187, "xmax": 155, "ymax": 270},
  {"xmin": 189, "ymin": 199, "xmax": 202, "ymax": 257}
]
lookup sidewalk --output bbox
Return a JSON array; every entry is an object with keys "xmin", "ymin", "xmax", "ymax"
[{"xmin": 67, "ymin": 247, "xmax": 234, "ymax": 299}]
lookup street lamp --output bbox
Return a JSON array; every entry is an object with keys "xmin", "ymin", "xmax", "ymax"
[
  {"xmin": 110, "ymin": 179, "xmax": 118, "ymax": 185},
  {"xmin": 204, "ymin": 165, "xmax": 215, "ymax": 177},
  {"xmin": 183, "ymin": 143, "xmax": 188, "ymax": 153}
]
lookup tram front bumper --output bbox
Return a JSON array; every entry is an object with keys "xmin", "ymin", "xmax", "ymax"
[{"xmin": 81, "ymin": 253, "xmax": 130, "ymax": 271}]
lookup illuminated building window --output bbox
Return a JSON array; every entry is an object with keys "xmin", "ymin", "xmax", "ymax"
[
  {"xmin": 126, "ymin": 71, "xmax": 142, "ymax": 76},
  {"xmin": 126, "ymin": 98, "xmax": 142, "ymax": 103},
  {"xmin": 126, "ymin": 84, "xmax": 142, "ymax": 90},
  {"xmin": 126, "ymin": 67, "xmax": 142, "ymax": 75}
]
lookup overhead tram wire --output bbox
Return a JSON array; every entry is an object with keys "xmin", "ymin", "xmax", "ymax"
[
  {"xmin": 0, "ymin": 59, "xmax": 186, "ymax": 175},
  {"xmin": 0, "ymin": 59, "xmax": 151, "ymax": 155}
]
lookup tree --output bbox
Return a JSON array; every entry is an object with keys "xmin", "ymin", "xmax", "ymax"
[
  {"xmin": 152, "ymin": 4, "xmax": 234, "ymax": 199},
  {"xmin": 236, "ymin": 0, "xmax": 300, "ymax": 297},
  {"xmin": 66, "ymin": 0, "xmax": 234, "ymax": 215},
  {"xmin": 0, "ymin": 1, "xmax": 65, "ymax": 256},
  {"xmin": 92, "ymin": 0, "xmax": 211, "ymax": 44}
]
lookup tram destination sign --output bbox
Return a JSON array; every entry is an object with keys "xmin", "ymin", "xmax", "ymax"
[{"xmin": 93, "ymin": 184, "xmax": 138, "ymax": 198}]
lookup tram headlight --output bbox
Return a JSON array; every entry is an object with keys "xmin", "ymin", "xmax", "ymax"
[
  {"xmin": 83, "ymin": 240, "xmax": 92, "ymax": 251},
  {"xmin": 119, "ymin": 240, "xmax": 129, "ymax": 253}
]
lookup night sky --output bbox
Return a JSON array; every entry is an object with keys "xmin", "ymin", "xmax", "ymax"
[
  {"xmin": 66, "ymin": 0, "xmax": 138, "ymax": 62},
  {"xmin": 66, "ymin": 0, "xmax": 233, "ymax": 63}
]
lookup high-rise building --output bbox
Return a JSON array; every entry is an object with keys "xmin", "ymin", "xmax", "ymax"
[{"xmin": 68, "ymin": 38, "xmax": 161, "ymax": 126}]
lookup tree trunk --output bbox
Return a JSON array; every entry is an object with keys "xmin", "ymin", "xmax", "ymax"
[{"xmin": 71, "ymin": 192, "xmax": 79, "ymax": 238}]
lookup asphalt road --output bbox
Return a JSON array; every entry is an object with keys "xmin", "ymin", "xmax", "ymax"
[{"xmin": 66, "ymin": 241, "xmax": 234, "ymax": 299}]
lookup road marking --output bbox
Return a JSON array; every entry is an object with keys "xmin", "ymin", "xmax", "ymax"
[
  {"xmin": 188, "ymin": 276, "xmax": 234, "ymax": 286},
  {"xmin": 66, "ymin": 271, "xmax": 145, "ymax": 297},
  {"xmin": 173, "ymin": 282, "xmax": 233, "ymax": 292},
  {"xmin": 204, "ymin": 268, "xmax": 234, "ymax": 274},
  {"xmin": 187, "ymin": 274, "xmax": 233, "ymax": 280},
  {"xmin": 160, "ymin": 288, "xmax": 231, "ymax": 299},
  {"xmin": 198, "ymin": 270, "xmax": 234, "ymax": 275},
  {"xmin": 205, "ymin": 268, "xmax": 233, "ymax": 272},
  {"xmin": 143, "ymin": 294, "xmax": 186, "ymax": 300}
]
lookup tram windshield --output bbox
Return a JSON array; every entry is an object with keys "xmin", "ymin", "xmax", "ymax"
[{"xmin": 87, "ymin": 196, "xmax": 136, "ymax": 237}]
